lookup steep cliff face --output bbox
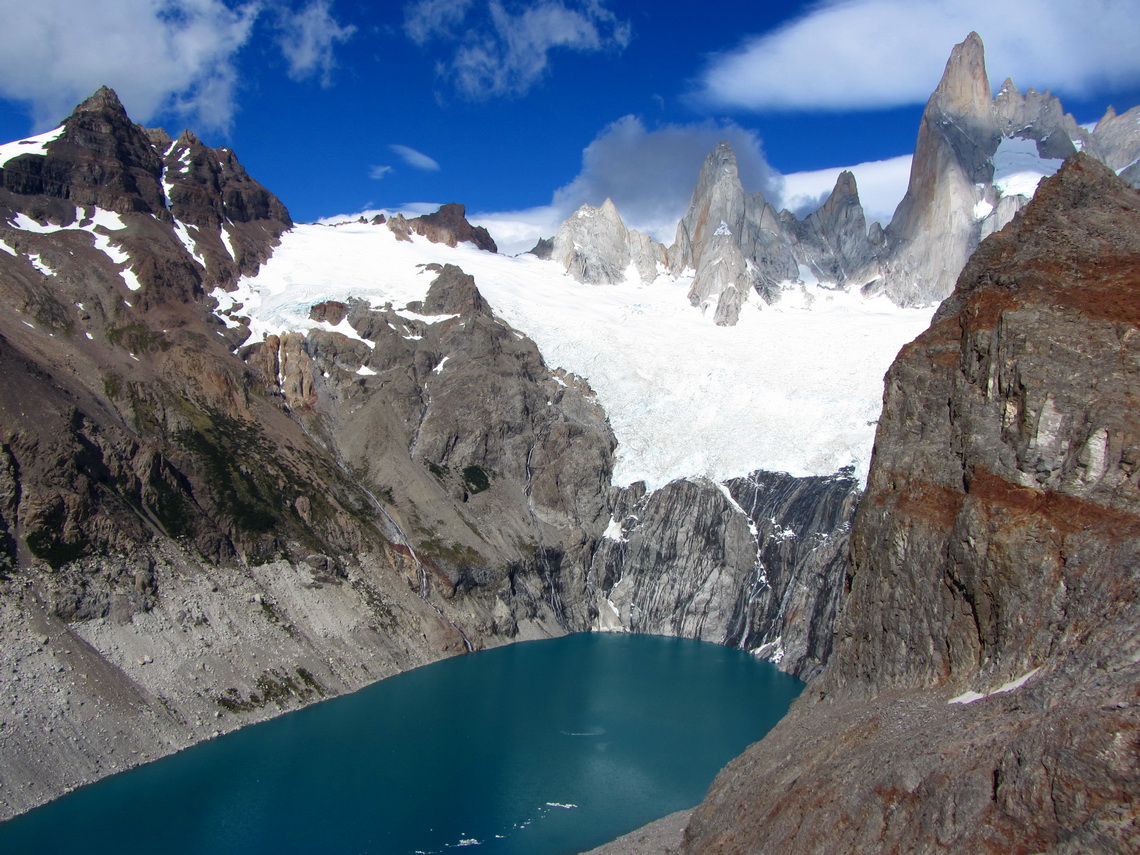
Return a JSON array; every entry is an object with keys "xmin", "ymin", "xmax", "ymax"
[
  {"xmin": 590, "ymin": 469, "xmax": 858, "ymax": 680},
  {"xmin": 682, "ymin": 155, "xmax": 1140, "ymax": 852}
]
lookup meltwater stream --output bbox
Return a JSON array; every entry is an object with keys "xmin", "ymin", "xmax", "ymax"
[{"xmin": 0, "ymin": 634, "xmax": 801, "ymax": 855}]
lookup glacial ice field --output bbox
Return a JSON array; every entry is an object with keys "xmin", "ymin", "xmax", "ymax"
[{"xmin": 223, "ymin": 221, "xmax": 935, "ymax": 489}]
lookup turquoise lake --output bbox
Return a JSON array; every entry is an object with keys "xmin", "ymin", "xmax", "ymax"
[{"xmin": 0, "ymin": 633, "xmax": 801, "ymax": 855}]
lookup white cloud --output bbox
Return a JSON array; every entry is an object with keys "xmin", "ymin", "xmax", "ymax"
[
  {"xmin": 404, "ymin": 0, "xmax": 475, "ymax": 45},
  {"xmin": 0, "ymin": 0, "xmax": 356, "ymax": 134},
  {"xmin": 696, "ymin": 0, "xmax": 1140, "ymax": 112},
  {"xmin": 404, "ymin": 0, "xmax": 630, "ymax": 99},
  {"xmin": 390, "ymin": 144, "xmax": 441, "ymax": 171},
  {"xmin": 369, "ymin": 164, "xmax": 393, "ymax": 179},
  {"xmin": 469, "ymin": 206, "xmax": 563, "ymax": 256},
  {"xmin": 276, "ymin": 0, "xmax": 356, "ymax": 86},
  {"xmin": 0, "ymin": 0, "xmax": 259, "ymax": 132}
]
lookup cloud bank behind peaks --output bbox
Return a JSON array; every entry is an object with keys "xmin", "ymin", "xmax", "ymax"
[
  {"xmin": 404, "ymin": 0, "xmax": 631, "ymax": 99},
  {"xmin": 696, "ymin": 0, "xmax": 1140, "ymax": 112},
  {"xmin": 553, "ymin": 115, "xmax": 781, "ymax": 242}
]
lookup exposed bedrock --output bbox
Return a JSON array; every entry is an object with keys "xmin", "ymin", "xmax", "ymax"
[{"xmin": 590, "ymin": 469, "xmax": 859, "ymax": 681}]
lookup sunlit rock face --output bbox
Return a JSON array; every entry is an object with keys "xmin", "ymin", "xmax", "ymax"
[
  {"xmin": 591, "ymin": 470, "xmax": 859, "ymax": 681},
  {"xmin": 552, "ymin": 197, "xmax": 664, "ymax": 286}
]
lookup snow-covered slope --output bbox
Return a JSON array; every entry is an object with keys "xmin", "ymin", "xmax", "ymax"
[{"xmin": 222, "ymin": 222, "xmax": 934, "ymax": 488}]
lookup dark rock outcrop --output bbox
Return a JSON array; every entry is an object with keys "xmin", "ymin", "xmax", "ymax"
[
  {"xmin": 526, "ymin": 236, "xmax": 554, "ymax": 259},
  {"xmin": 681, "ymin": 155, "xmax": 1140, "ymax": 852},
  {"xmin": 1, "ymin": 87, "xmax": 167, "ymax": 218},
  {"xmin": 406, "ymin": 203, "xmax": 497, "ymax": 252}
]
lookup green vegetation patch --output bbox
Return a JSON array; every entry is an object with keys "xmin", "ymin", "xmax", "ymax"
[
  {"xmin": 461, "ymin": 464, "xmax": 491, "ymax": 494},
  {"xmin": 106, "ymin": 323, "xmax": 170, "ymax": 354}
]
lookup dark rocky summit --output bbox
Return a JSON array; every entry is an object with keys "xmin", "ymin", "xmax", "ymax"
[
  {"xmin": 678, "ymin": 155, "xmax": 1140, "ymax": 852},
  {"xmin": 406, "ymin": 202, "xmax": 497, "ymax": 252}
]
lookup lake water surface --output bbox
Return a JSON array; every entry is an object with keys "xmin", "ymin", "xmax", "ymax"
[{"xmin": 0, "ymin": 633, "xmax": 801, "ymax": 855}]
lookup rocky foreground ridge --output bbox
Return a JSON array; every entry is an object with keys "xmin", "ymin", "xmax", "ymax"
[
  {"xmin": 553, "ymin": 33, "xmax": 1140, "ymax": 325},
  {"xmin": 0, "ymin": 91, "xmax": 859, "ymax": 820},
  {"xmin": 662, "ymin": 156, "xmax": 1140, "ymax": 852}
]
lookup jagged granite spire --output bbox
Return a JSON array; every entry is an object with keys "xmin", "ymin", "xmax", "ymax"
[
  {"xmin": 673, "ymin": 143, "xmax": 757, "ymax": 324},
  {"xmin": 551, "ymin": 198, "xmax": 665, "ymax": 285},
  {"xmin": 879, "ymin": 32, "xmax": 1001, "ymax": 304}
]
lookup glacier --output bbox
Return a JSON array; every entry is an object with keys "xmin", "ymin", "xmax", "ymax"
[{"xmin": 222, "ymin": 221, "xmax": 934, "ymax": 488}]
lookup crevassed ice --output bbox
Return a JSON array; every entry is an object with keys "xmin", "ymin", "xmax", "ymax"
[{"xmin": 992, "ymin": 137, "xmax": 1064, "ymax": 198}]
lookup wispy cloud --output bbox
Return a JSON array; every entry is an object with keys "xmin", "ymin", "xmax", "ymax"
[
  {"xmin": 390, "ymin": 144, "xmax": 441, "ymax": 171},
  {"xmin": 404, "ymin": 0, "xmax": 475, "ymax": 44},
  {"xmin": 276, "ymin": 0, "xmax": 357, "ymax": 86},
  {"xmin": 369, "ymin": 164, "xmax": 393, "ymax": 179},
  {"xmin": 695, "ymin": 0, "xmax": 1140, "ymax": 113},
  {"xmin": 0, "ymin": 0, "xmax": 355, "ymax": 134},
  {"xmin": 404, "ymin": 0, "xmax": 630, "ymax": 99}
]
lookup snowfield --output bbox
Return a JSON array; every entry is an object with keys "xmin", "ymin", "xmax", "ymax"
[
  {"xmin": 223, "ymin": 222, "xmax": 935, "ymax": 489},
  {"xmin": 992, "ymin": 137, "xmax": 1064, "ymax": 198}
]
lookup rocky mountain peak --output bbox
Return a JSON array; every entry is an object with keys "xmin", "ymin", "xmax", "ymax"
[
  {"xmin": 406, "ymin": 202, "xmax": 497, "ymax": 253},
  {"xmin": 74, "ymin": 85, "xmax": 126, "ymax": 116},
  {"xmin": 551, "ymin": 198, "xmax": 633, "ymax": 285},
  {"xmin": 413, "ymin": 263, "xmax": 493, "ymax": 316},
  {"xmin": 683, "ymin": 142, "xmax": 745, "ymax": 245},
  {"xmin": 877, "ymin": 33, "xmax": 1001, "ymax": 304},
  {"xmin": 930, "ymin": 31, "xmax": 992, "ymax": 118},
  {"xmin": 820, "ymin": 170, "xmax": 858, "ymax": 210}
]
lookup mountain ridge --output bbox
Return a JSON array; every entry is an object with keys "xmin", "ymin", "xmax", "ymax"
[{"xmin": 551, "ymin": 32, "xmax": 1140, "ymax": 324}]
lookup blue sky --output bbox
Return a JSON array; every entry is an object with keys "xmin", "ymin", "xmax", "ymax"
[{"xmin": 2, "ymin": 1, "xmax": 1139, "ymax": 250}]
